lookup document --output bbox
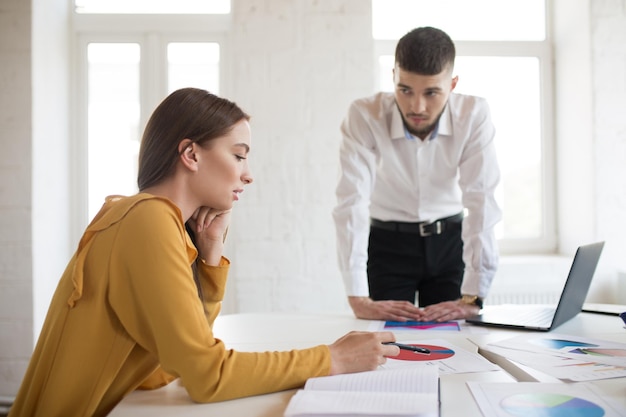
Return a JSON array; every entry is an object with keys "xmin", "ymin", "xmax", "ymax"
[
  {"xmin": 283, "ymin": 365, "xmax": 439, "ymax": 417},
  {"xmin": 369, "ymin": 319, "xmax": 488, "ymax": 333},
  {"xmin": 371, "ymin": 320, "xmax": 462, "ymax": 332},
  {"xmin": 468, "ymin": 381, "xmax": 626, "ymax": 417},
  {"xmin": 482, "ymin": 333, "xmax": 626, "ymax": 381},
  {"xmin": 381, "ymin": 338, "xmax": 501, "ymax": 375}
]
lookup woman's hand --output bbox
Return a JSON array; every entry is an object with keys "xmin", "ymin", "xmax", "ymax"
[
  {"xmin": 187, "ymin": 207, "xmax": 231, "ymax": 265},
  {"xmin": 327, "ymin": 331, "xmax": 399, "ymax": 375}
]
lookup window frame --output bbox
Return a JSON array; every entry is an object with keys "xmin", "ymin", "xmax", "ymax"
[
  {"xmin": 374, "ymin": 20, "xmax": 556, "ymax": 255},
  {"xmin": 71, "ymin": 12, "xmax": 231, "ymax": 231}
]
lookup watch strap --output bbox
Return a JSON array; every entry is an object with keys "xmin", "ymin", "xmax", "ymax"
[{"xmin": 461, "ymin": 294, "xmax": 483, "ymax": 309}]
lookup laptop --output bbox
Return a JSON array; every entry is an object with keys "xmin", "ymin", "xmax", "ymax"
[{"xmin": 466, "ymin": 241, "xmax": 605, "ymax": 332}]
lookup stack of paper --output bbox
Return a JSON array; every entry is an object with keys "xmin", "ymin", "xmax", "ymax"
[{"xmin": 480, "ymin": 333, "xmax": 626, "ymax": 381}]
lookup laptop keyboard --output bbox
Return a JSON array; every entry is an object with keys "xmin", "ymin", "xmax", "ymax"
[{"xmin": 509, "ymin": 307, "xmax": 555, "ymax": 325}]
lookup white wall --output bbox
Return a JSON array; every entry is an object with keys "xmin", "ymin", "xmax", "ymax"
[
  {"xmin": 0, "ymin": 0, "xmax": 71, "ymax": 395},
  {"xmin": 552, "ymin": 0, "xmax": 626, "ymax": 303},
  {"xmin": 222, "ymin": 0, "xmax": 373, "ymax": 314},
  {"xmin": 1, "ymin": 0, "xmax": 626, "ymax": 397},
  {"xmin": 0, "ymin": 0, "xmax": 34, "ymax": 397},
  {"xmin": 31, "ymin": 0, "xmax": 71, "ymax": 353},
  {"xmin": 0, "ymin": 0, "xmax": 71, "ymax": 397},
  {"xmin": 590, "ymin": 0, "xmax": 626, "ymax": 303},
  {"xmin": 554, "ymin": 0, "xmax": 595, "ymax": 255}
]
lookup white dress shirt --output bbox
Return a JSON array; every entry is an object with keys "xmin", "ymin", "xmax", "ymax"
[{"xmin": 333, "ymin": 92, "xmax": 501, "ymax": 299}]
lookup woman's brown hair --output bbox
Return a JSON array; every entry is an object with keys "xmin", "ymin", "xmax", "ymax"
[
  {"xmin": 138, "ymin": 87, "xmax": 250, "ymax": 191},
  {"xmin": 137, "ymin": 88, "xmax": 249, "ymax": 301}
]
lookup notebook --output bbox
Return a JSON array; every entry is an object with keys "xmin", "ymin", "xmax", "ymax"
[
  {"xmin": 465, "ymin": 241, "xmax": 605, "ymax": 332},
  {"xmin": 283, "ymin": 365, "xmax": 439, "ymax": 417}
]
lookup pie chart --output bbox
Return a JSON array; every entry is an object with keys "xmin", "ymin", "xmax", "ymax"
[
  {"xmin": 530, "ymin": 338, "xmax": 598, "ymax": 349},
  {"xmin": 500, "ymin": 393, "xmax": 605, "ymax": 417},
  {"xmin": 393, "ymin": 344, "xmax": 454, "ymax": 361}
]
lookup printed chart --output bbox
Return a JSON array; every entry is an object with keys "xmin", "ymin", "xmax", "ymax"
[
  {"xmin": 492, "ymin": 334, "xmax": 626, "ymax": 369},
  {"xmin": 530, "ymin": 338, "xmax": 599, "ymax": 349},
  {"xmin": 383, "ymin": 338, "xmax": 500, "ymax": 375},
  {"xmin": 384, "ymin": 321, "xmax": 461, "ymax": 331},
  {"xmin": 468, "ymin": 382, "xmax": 626, "ymax": 417},
  {"xmin": 569, "ymin": 348, "xmax": 626, "ymax": 358},
  {"xmin": 500, "ymin": 393, "xmax": 605, "ymax": 417}
]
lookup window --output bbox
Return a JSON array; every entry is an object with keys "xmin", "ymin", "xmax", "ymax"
[
  {"xmin": 168, "ymin": 43, "xmax": 221, "ymax": 93},
  {"xmin": 373, "ymin": 0, "xmax": 554, "ymax": 253},
  {"xmin": 73, "ymin": 4, "xmax": 229, "ymax": 224},
  {"xmin": 372, "ymin": 0, "xmax": 545, "ymax": 41},
  {"xmin": 75, "ymin": 0, "xmax": 230, "ymax": 14},
  {"xmin": 86, "ymin": 43, "xmax": 140, "ymax": 218}
]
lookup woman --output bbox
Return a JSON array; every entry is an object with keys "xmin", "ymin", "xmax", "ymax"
[{"xmin": 9, "ymin": 88, "xmax": 398, "ymax": 416}]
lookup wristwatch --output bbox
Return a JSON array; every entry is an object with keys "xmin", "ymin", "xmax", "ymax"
[{"xmin": 461, "ymin": 294, "xmax": 483, "ymax": 309}]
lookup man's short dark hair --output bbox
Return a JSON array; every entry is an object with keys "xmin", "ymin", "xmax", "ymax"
[{"xmin": 395, "ymin": 27, "xmax": 456, "ymax": 75}]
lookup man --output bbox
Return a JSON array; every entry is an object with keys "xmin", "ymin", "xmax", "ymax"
[{"xmin": 333, "ymin": 27, "xmax": 501, "ymax": 322}]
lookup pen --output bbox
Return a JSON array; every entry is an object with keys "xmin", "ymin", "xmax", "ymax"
[{"xmin": 383, "ymin": 342, "xmax": 431, "ymax": 354}]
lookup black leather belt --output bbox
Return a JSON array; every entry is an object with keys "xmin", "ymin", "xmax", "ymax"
[{"xmin": 370, "ymin": 212, "xmax": 464, "ymax": 237}]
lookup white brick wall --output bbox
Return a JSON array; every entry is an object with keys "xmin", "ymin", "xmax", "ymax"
[
  {"xmin": 0, "ymin": 0, "xmax": 33, "ymax": 397},
  {"xmin": 224, "ymin": 0, "xmax": 373, "ymax": 313},
  {"xmin": 2, "ymin": 0, "xmax": 626, "ymax": 398},
  {"xmin": 592, "ymin": 0, "xmax": 626, "ymax": 303}
]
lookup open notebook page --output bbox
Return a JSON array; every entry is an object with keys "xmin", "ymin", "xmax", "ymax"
[
  {"xmin": 304, "ymin": 364, "xmax": 438, "ymax": 393},
  {"xmin": 284, "ymin": 365, "xmax": 439, "ymax": 417}
]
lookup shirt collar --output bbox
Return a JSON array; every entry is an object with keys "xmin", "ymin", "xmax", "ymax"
[
  {"xmin": 438, "ymin": 101, "xmax": 452, "ymax": 137},
  {"xmin": 392, "ymin": 100, "xmax": 453, "ymax": 141},
  {"xmin": 390, "ymin": 103, "xmax": 406, "ymax": 140}
]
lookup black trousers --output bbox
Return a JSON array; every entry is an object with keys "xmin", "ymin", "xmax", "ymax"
[{"xmin": 367, "ymin": 220, "xmax": 464, "ymax": 307}]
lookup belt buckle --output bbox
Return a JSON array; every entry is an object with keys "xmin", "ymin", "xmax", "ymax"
[{"xmin": 419, "ymin": 220, "xmax": 442, "ymax": 237}]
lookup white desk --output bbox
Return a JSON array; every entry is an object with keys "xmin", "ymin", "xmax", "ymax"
[{"xmin": 110, "ymin": 311, "xmax": 626, "ymax": 417}]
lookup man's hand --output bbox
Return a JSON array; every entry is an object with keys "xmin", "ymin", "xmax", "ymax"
[
  {"xmin": 348, "ymin": 296, "xmax": 424, "ymax": 321},
  {"xmin": 419, "ymin": 299, "xmax": 480, "ymax": 322}
]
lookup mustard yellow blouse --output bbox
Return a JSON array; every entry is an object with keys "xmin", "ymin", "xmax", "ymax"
[{"xmin": 9, "ymin": 194, "xmax": 330, "ymax": 417}]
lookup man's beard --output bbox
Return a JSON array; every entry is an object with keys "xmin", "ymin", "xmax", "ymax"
[{"xmin": 403, "ymin": 106, "xmax": 445, "ymax": 138}]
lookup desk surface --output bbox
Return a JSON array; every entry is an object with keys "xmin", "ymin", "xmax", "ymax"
[{"xmin": 110, "ymin": 311, "xmax": 626, "ymax": 417}]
